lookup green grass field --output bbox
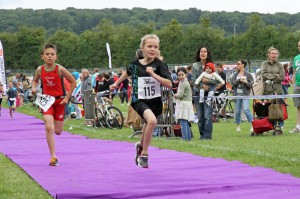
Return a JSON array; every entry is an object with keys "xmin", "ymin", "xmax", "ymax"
[{"xmin": 1, "ymin": 96, "xmax": 300, "ymax": 198}]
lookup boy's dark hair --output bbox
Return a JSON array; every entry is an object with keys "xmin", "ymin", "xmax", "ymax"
[{"xmin": 42, "ymin": 43, "xmax": 57, "ymax": 54}]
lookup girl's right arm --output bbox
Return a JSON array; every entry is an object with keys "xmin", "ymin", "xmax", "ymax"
[{"xmin": 110, "ymin": 71, "xmax": 129, "ymax": 90}]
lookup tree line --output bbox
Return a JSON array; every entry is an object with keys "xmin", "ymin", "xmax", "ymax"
[
  {"xmin": 1, "ymin": 8, "xmax": 300, "ymax": 35},
  {"xmin": 0, "ymin": 10, "xmax": 299, "ymax": 70}
]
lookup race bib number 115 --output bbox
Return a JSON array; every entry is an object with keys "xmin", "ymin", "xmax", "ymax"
[{"xmin": 137, "ymin": 77, "xmax": 161, "ymax": 99}]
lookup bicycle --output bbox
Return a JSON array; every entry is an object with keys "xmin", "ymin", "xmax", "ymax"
[
  {"xmin": 95, "ymin": 90, "xmax": 124, "ymax": 129},
  {"xmin": 212, "ymin": 90, "xmax": 235, "ymax": 122}
]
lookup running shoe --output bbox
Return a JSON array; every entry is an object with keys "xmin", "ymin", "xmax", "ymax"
[
  {"xmin": 289, "ymin": 127, "xmax": 300, "ymax": 134},
  {"xmin": 135, "ymin": 142, "xmax": 142, "ymax": 166},
  {"xmin": 137, "ymin": 154, "xmax": 148, "ymax": 168},
  {"xmin": 49, "ymin": 158, "xmax": 59, "ymax": 166}
]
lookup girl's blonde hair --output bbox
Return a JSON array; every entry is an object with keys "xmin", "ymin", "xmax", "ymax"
[{"xmin": 139, "ymin": 34, "xmax": 160, "ymax": 49}]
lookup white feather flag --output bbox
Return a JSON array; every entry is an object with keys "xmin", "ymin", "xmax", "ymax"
[
  {"xmin": 106, "ymin": 43, "xmax": 112, "ymax": 69},
  {"xmin": 0, "ymin": 41, "xmax": 7, "ymax": 91}
]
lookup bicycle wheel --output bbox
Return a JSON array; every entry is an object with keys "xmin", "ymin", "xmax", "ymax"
[
  {"xmin": 105, "ymin": 106, "xmax": 124, "ymax": 129},
  {"xmin": 95, "ymin": 108, "xmax": 107, "ymax": 128}
]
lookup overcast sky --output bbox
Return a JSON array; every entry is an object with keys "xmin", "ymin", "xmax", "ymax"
[{"xmin": 0, "ymin": 0, "xmax": 299, "ymax": 14}]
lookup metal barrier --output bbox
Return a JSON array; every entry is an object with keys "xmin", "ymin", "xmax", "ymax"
[
  {"xmin": 80, "ymin": 89, "xmax": 95, "ymax": 127},
  {"xmin": 130, "ymin": 87, "xmax": 175, "ymax": 138}
]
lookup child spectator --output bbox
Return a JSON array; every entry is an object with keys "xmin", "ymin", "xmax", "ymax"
[
  {"xmin": 174, "ymin": 67, "xmax": 194, "ymax": 141},
  {"xmin": 195, "ymin": 62, "xmax": 225, "ymax": 106}
]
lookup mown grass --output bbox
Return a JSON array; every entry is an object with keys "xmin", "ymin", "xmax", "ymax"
[
  {"xmin": 1, "ymin": 96, "xmax": 300, "ymax": 198},
  {"xmin": 0, "ymin": 155, "xmax": 52, "ymax": 199}
]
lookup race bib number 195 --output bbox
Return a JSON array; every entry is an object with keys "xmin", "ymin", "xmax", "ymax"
[{"xmin": 137, "ymin": 77, "xmax": 161, "ymax": 99}]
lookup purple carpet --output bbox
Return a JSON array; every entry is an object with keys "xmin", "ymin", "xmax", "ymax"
[{"xmin": 0, "ymin": 108, "xmax": 300, "ymax": 199}]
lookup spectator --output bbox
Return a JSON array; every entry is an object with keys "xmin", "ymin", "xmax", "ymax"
[
  {"xmin": 281, "ymin": 63, "xmax": 292, "ymax": 104},
  {"xmin": 12, "ymin": 73, "xmax": 20, "ymax": 87},
  {"xmin": 174, "ymin": 67, "xmax": 194, "ymax": 141},
  {"xmin": 22, "ymin": 75, "xmax": 31, "ymax": 104},
  {"xmin": 261, "ymin": 47, "xmax": 285, "ymax": 128},
  {"xmin": 191, "ymin": 46, "xmax": 218, "ymax": 140},
  {"xmin": 112, "ymin": 73, "xmax": 119, "ymax": 97},
  {"xmin": 71, "ymin": 71, "xmax": 82, "ymax": 120},
  {"xmin": 261, "ymin": 47, "xmax": 284, "ymax": 95},
  {"xmin": 215, "ymin": 63, "xmax": 227, "ymax": 117},
  {"xmin": 194, "ymin": 62, "xmax": 225, "ymax": 106},
  {"xmin": 119, "ymin": 77, "xmax": 130, "ymax": 106},
  {"xmin": 215, "ymin": 63, "xmax": 227, "ymax": 94},
  {"xmin": 231, "ymin": 59, "xmax": 254, "ymax": 132},
  {"xmin": 186, "ymin": 64, "xmax": 193, "ymax": 85},
  {"xmin": 91, "ymin": 68, "xmax": 99, "ymax": 89},
  {"xmin": 288, "ymin": 62, "xmax": 293, "ymax": 80},
  {"xmin": 171, "ymin": 69, "xmax": 178, "ymax": 82},
  {"xmin": 103, "ymin": 73, "xmax": 115, "ymax": 100},
  {"xmin": 289, "ymin": 41, "xmax": 300, "ymax": 133},
  {"xmin": 80, "ymin": 68, "xmax": 93, "ymax": 101},
  {"xmin": 94, "ymin": 73, "xmax": 107, "ymax": 93}
]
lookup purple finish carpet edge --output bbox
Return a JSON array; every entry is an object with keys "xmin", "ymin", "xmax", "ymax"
[{"xmin": 0, "ymin": 108, "xmax": 300, "ymax": 199}]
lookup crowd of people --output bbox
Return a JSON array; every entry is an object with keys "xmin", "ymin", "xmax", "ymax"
[{"xmin": 1, "ymin": 36, "xmax": 300, "ymax": 169}]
